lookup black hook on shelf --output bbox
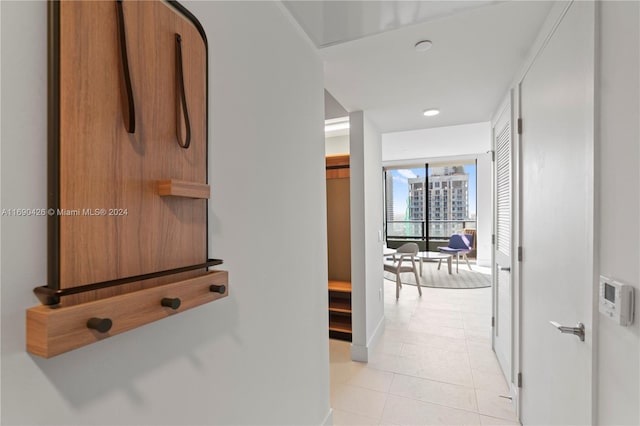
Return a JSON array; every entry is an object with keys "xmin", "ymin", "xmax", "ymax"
[
  {"xmin": 210, "ymin": 284, "xmax": 226, "ymax": 294},
  {"xmin": 161, "ymin": 297, "xmax": 181, "ymax": 310},
  {"xmin": 87, "ymin": 317, "xmax": 113, "ymax": 333}
]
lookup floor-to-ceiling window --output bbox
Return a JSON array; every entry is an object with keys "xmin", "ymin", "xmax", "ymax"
[{"xmin": 384, "ymin": 160, "xmax": 477, "ymax": 249}]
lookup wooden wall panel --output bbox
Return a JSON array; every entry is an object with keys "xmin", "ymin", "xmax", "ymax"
[
  {"xmin": 326, "ymin": 153, "xmax": 351, "ymax": 282},
  {"xmin": 57, "ymin": 1, "xmax": 208, "ymax": 305},
  {"xmin": 25, "ymin": 1, "xmax": 227, "ymax": 358},
  {"xmin": 326, "ymin": 154, "xmax": 350, "ymax": 179}
]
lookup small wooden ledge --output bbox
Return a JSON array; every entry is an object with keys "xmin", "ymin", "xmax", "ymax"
[
  {"xmin": 328, "ymin": 280, "xmax": 351, "ymax": 293},
  {"xmin": 158, "ymin": 179, "xmax": 210, "ymax": 199},
  {"xmin": 27, "ymin": 270, "xmax": 228, "ymax": 358}
]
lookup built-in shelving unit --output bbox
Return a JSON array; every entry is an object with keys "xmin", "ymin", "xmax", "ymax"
[
  {"xmin": 326, "ymin": 155, "xmax": 351, "ymax": 341},
  {"xmin": 328, "ymin": 280, "xmax": 352, "ymax": 338}
]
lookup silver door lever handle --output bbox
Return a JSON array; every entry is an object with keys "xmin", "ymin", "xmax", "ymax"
[{"xmin": 549, "ymin": 321, "xmax": 585, "ymax": 342}]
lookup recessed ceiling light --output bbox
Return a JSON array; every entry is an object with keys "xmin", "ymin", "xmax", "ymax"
[
  {"xmin": 423, "ymin": 109, "xmax": 440, "ymax": 117},
  {"xmin": 414, "ymin": 40, "xmax": 433, "ymax": 52}
]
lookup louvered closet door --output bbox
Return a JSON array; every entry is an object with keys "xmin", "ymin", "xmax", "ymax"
[{"xmin": 493, "ymin": 97, "xmax": 513, "ymax": 387}]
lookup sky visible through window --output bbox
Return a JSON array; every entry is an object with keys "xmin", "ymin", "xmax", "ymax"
[{"xmin": 389, "ymin": 164, "xmax": 476, "ymax": 220}]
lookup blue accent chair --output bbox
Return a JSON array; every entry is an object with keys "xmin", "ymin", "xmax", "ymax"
[{"xmin": 438, "ymin": 234, "xmax": 474, "ymax": 273}]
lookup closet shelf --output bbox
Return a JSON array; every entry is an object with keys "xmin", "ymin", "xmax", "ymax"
[
  {"xmin": 328, "ymin": 314, "xmax": 352, "ymax": 334},
  {"xmin": 328, "ymin": 280, "xmax": 351, "ymax": 293}
]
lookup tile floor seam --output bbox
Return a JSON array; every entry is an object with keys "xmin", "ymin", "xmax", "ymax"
[
  {"xmin": 386, "ymin": 394, "xmax": 483, "ymax": 418},
  {"xmin": 376, "ymin": 375, "xmax": 394, "ymax": 424},
  {"xmin": 383, "ymin": 393, "xmax": 487, "ymax": 422},
  {"xmin": 387, "ymin": 370, "xmax": 477, "ymax": 391},
  {"xmin": 337, "ymin": 381, "xmax": 390, "ymax": 395},
  {"xmin": 464, "ymin": 337, "xmax": 484, "ymax": 419},
  {"xmin": 480, "ymin": 413, "xmax": 522, "ymax": 423},
  {"xmin": 385, "ymin": 383, "xmax": 503, "ymax": 419}
]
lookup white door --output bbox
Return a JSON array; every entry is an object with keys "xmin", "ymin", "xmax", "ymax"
[
  {"xmin": 492, "ymin": 95, "xmax": 513, "ymax": 389},
  {"xmin": 519, "ymin": 1, "xmax": 595, "ymax": 424}
]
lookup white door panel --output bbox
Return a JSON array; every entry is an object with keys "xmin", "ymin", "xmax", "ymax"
[
  {"xmin": 493, "ymin": 96, "xmax": 513, "ymax": 387},
  {"xmin": 519, "ymin": 1, "xmax": 595, "ymax": 424}
]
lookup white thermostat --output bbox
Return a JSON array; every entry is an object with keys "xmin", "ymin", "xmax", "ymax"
[{"xmin": 599, "ymin": 276, "xmax": 635, "ymax": 326}]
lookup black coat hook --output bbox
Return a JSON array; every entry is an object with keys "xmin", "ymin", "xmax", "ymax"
[
  {"xmin": 87, "ymin": 317, "xmax": 112, "ymax": 333},
  {"xmin": 210, "ymin": 284, "xmax": 226, "ymax": 294},
  {"xmin": 161, "ymin": 297, "xmax": 181, "ymax": 310}
]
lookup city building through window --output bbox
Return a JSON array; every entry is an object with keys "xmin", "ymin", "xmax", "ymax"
[{"xmin": 384, "ymin": 161, "xmax": 477, "ymax": 246}]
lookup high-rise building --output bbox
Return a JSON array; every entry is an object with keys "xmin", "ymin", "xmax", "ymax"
[
  {"xmin": 428, "ymin": 166, "xmax": 469, "ymax": 237},
  {"xmin": 407, "ymin": 177, "xmax": 425, "ymax": 220},
  {"xmin": 385, "ymin": 173, "xmax": 394, "ymax": 222}
]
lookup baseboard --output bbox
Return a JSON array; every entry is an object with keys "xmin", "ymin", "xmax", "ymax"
[
  {"xmin": 350, "ymin": 342, "xmax": 368, "ymax": 362},
  {"xmin": 510, "ymin": 383, "xmax": 520, "ymax": 420},
  {"xmin": 321, "ymin": 408, "xmax": 333, "ymax": 426},
  {"xmin": 350, "ymin": 315, "xmax": 385, "ymax": 362},
  {"xmin": 367, "ymin": 315, "xmax": 385, "ymax": 352}
]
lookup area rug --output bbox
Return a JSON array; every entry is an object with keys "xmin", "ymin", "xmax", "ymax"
[{"xmin": 383, "ymin": 261, "xmax": 491, "ymax": 289}]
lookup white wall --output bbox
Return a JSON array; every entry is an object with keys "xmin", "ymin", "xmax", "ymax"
[
  {"xmin": 381, "ymin": 122, "xmax": 491, "ymax": 163},
  {"xmin": 597, "ymin": 2, "xmax": 640, "ymax": 424},
  {"xmin": 324, "ymin": 90, "xmax": 348, "ymax": 121},
  {"xmin": 382, "ymin": 122, "xmax": 492, "ymax": 264},
  {"xmin": 1, "ymin": 1, "xmax": 331, "ymax": 424},
  {"xmin": 349, "ymin": 111, "xmax": 385, "ymax": 362},
  {"xmin": 325, "ymin": 135, "xmax": 349, "ymax": 156}
]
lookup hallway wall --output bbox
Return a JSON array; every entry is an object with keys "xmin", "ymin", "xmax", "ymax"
[
  {"xmin": 349, "ymin": 111, "xmax": 385, "ymax": 361},
  {"xmin": 597, "ymin": 2, "xmax": 640, "ymax": 424},
  {"xmin": 0, "ymin": 1, "xmax": 330, "ymax": 424}
]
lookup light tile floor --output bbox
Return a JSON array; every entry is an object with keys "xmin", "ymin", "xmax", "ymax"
[{"xmin": 330, "ymin": 264, "xmax": 520, "ymax": 425}]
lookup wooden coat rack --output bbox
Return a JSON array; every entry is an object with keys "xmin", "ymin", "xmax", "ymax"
[{"xmin": 26, "ymin": 0, "xmax": 228, "ymax": 358}]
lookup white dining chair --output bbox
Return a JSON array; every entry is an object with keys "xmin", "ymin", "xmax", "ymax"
[{"xmin": 384, "ymin": 242, "xmax": 421, "ymax": 299}]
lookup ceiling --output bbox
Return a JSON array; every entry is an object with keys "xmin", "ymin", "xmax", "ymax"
[{"xmin": 283, "ymin": 1, "xmax": 554, "ymax": 133}]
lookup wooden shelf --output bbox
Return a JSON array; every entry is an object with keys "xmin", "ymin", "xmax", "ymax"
[
  {"xmin": 329, "ymin": 325, "xmax": 353, "ymax": 334},
  {"xmin": 329, "ymin": 313, "xmax": 352, "ymax": 334},
  {"xmin": 328, "ymin": 301, "xmax": 352, "ymax": 313},
  {"xmin": 27, "ymin": 270, "xmax": 228, "ymax": 358},
  {"xmin": 158, "ymin": 179, "xmax": 210, "ymax": 199},
  {"xmin": 328, "ymin": 280, "xmax": 352, "ymax": 341},
  {"xmin": 328, "ymin": 280, "xmax": 351, "ymax": 293}
]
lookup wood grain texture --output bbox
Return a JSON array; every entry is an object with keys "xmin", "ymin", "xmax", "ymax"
[
  {"xmin": 57, "ymin": 1, "xmax": 208, "ymax": 305},
  {"xmin": 325, "ymin": 168, "xmax": 350, "ymax": 179},
  {"xmin": 325, "ymin": 155, "xmax": 350, "ymax": 168},
  {"xmin": 326, "ymin": 154, "xmax": 350, "ymax": 179},
  {"xmin": 326, "ymin": 178, "xmax": 351, "ymax": 282},
  {"xmin": 158, "ymin": 179, "xmax": 210, "ymax": 199},
  {"xmin": 27, "ymin": 270, "xmax": 228, "ymax": 358}
]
